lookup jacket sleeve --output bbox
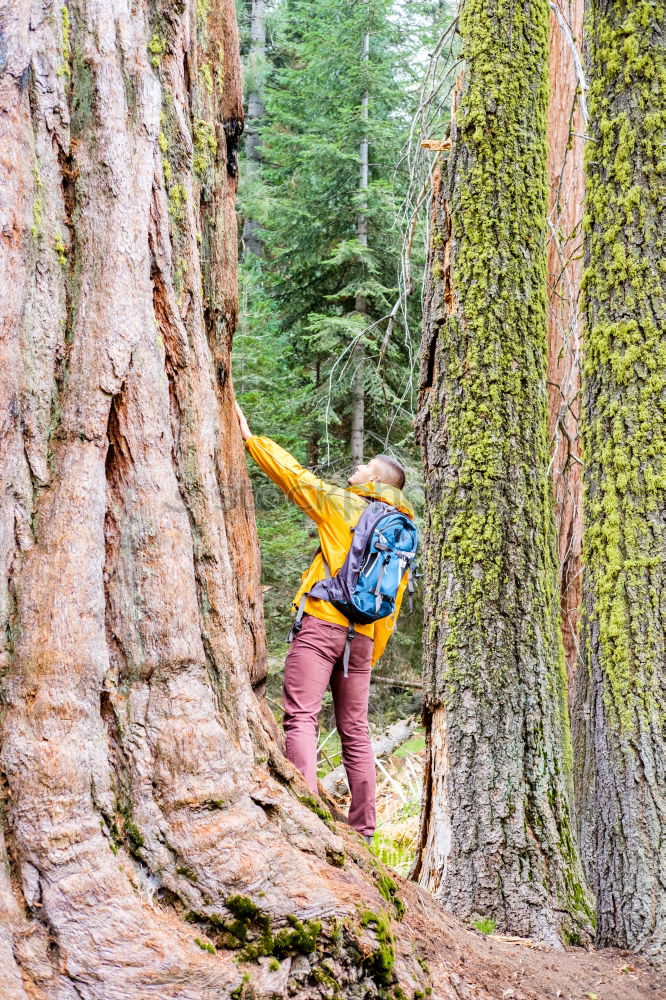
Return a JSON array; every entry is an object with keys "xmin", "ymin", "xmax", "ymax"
[
  {"xmin": 371, "ymin": 567, "xmax": 410, "ymax": 667},
  {"xmin": 244, "ymin": 435, "xmax": 341, "ymax": 525}
]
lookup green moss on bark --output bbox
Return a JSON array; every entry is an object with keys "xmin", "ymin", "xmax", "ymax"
[
  {"xmin": 358, "ymin": 908, "xmax": 395, "ymax": 986},
  {"xmin": 577, "ymin": 0, "xmax": 665, "ymax": 958},
  {"xmin": 194, "ymin": 936, "xmax": 216, "ymax": 954},
  {"xmin": 70, "ymin": 50, "xmax": 94, "ymax": 138},
  {"xmin": 195, "ymin": 895, "xmax": 322, "ymax": 963},
  {"xmin": 192, "ymin": 119, "xmax": 218, "ymax": 176},
  {"xmin": 417, "ymin": 0, "xmax": 591, "ymax": 940},
  {"xmin": 375, "ymin": 871, "xmax": 405, "ymax": 920},
  {"xmin": 437, "ymin": 0, "xmax": 555, "ymax": 681},
  {"xmin": 57, "ymin": 5, "xmax": 71, "ymax": 77},
  {"xmin": 581, "ymin": 0, "xmax": 666, "ymax": 732},
  {"xmin": 298, "ymin": 793, "xmax": 333, "ymax": 826},
  {"xmin": 148, "ymin": 30, "xmax": 166, "ymax": 69}
]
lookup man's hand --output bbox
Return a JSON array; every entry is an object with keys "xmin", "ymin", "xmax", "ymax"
[{"xmin": 235, "ymin": 401, "xmax": 252, "ymax": 442}]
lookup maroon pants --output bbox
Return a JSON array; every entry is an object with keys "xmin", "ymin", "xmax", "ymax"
[{"xmin": 283, "ymin": 613, "xmax": 375, "ymax": 836}]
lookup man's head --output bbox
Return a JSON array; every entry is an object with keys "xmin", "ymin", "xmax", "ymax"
[{"xmin": 347, "ymin": 454, "xmax": 406, "ymax": 491}]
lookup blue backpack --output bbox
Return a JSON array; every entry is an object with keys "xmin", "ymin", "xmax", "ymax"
[{"xmin": 287, "ymin": 500, "xmax": 419, "ymax": 676}]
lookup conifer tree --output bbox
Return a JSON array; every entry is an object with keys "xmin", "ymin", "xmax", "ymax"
[
  {"xmin": 414, "ymin": 0, "xmax": 593, "ymax": 944},
  {"xmin": 573, "ymin": 0, "xmax": 666, "ymax": 961},
  {"xmin": 240, "ymin": 0, "xmax": 267, "ymax": 255},
  {"xmin": 241, "ymin": 0, "xmax": 430, "ymax": 465},
  {"xmin": 233, "ymin": 0, "xmax": 441, "ymax": 661}
]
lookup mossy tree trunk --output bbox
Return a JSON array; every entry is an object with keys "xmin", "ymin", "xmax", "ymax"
[
  {"xmin": 546, "ymin": 0, "xmax": 585, "ymax": 685},
  {"xmin": 413, "ymin": 0, "xmax": 593, "ymax": 945},
  {"xmin": 572, "ymin": 0, "xmax": 666, "ymax": 963}
]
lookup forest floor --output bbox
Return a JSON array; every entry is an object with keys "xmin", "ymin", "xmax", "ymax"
[
  {"xmin": 330, "ymin": 726, "xmax": 665, "ymax": 999},
  {"xmin": 266, "ymin": 658, "xmax": 664, "ymax": 999},
  {"xmin": 453, "ymin": 931, "xmax": 665, "ymax": 999},
  {"xmin": 359, "ymin": 856, "xmax": 666, "ymax": 1000}
]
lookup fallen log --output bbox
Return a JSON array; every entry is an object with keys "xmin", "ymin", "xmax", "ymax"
[
  {"xmin": 321, "ymin": 717, "xmax": 419, "ymax": 797},
  {"xmin": 371, "ymin": 673, "xmax": 423, "ymax": 690}
]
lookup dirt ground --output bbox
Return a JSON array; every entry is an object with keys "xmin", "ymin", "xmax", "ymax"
[
  {"xmin": 393, "ymin": 874, "xmax": 665, "ymax": 1000},
  {"xmin": 324, "ymin": 728, "xmax": 665, "ymax": 1000},
  {"xmin": 465, "ymin": 933, "xmax": 665, "ymax": 1000}
]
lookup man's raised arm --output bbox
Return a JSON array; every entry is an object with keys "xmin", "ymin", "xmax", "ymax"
[{"xmin": 235, "ymin": 401, "xmax": 339, "ymax": 525}]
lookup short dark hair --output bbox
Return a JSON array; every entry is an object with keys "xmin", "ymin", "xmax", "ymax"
[{"xmin": 374, "ymin": 454, "xmax": 406, "ymax": 491}]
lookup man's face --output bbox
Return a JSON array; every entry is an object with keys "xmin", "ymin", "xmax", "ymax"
[{"xmin": 348, "ymin": 458, "xmax": 382, "ymax": 486}]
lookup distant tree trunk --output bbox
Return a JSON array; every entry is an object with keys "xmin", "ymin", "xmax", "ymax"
[
  {"xmin": 307, "ymin": 359, "xmax": 322, "ymax": 467},
  {"xmin": 546, "ymin": 0, "xmax": 585, "ymax": 686},
  {"xmin": 413, "ymin": 0, "xmax": 593, "ymax": 945},
  {"xmin": 350, "ymin": 339, "xmax": 365, "ymax": 465},
  {"xmin": 351, "ymin": 30, "xmax": 370, "ymax": 466},
  {"xmin": 242, "ymin": 0, "xmax": 266, "ymax": 256},
  {"xmin": 572, "ymin": 0, "xmax": 666, "ymax": 963}
]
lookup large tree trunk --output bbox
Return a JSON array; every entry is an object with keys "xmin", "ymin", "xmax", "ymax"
[
  {"xmin": 413, "ymin": 0, "xmax": 593, "ymax": 946},
  {"xmin": 0, "ymin": 3, "xmax": 588, "ymax": 998},
  {"xmin": 546, "ymin": 0, "xmax": 585, "ymax": 684},
  {"xmin": 572, "ymin": 0, "xmax": 666, "ymax": 964}
]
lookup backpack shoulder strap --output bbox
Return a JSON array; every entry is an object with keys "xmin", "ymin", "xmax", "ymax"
[{"xmin": 287, "ymin": 497, "xmax": 381, "ymax": 649}]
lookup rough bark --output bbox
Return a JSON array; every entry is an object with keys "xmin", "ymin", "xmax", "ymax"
[
  {"xmin": 572, "ymin": 0, "xmax": 666, "ymax": 963},
  {"xmin": 0, "ymin": 3, "xmax": 599, "ymax": 998},
  {"xmin": 413, "ymin": 0, "xmax": 593, "ymax": 946},
  {"xmin": 546, "ymin": 0, "xmax": 585, "ymax": 683}
]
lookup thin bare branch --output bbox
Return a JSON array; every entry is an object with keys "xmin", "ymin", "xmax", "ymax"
[{"xmin": 549, "ymin": 1, "xmax": 588, "ymax": 125}]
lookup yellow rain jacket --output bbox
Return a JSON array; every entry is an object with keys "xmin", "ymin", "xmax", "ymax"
[{"xmin": 245, "ymin": 436, "xmax": 415, "ymax": 666}]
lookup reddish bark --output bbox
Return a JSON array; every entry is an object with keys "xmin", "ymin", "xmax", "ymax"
[{"xmin": 546, "ymin": 0, "xmax": 585, "ymax": 683}]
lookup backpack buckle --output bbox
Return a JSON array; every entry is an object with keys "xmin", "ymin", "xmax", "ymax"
[
  {"xmin": 286, "ymin": 619, "xmax": 302, "ymax": 644},
  {"xmin": 288, "ymin": 593, "xmax": 308, "ymax": 644},
  {"xmin": 287, "ymin": 607, "xmax": 306, "ymax": 643},
  {"xmin": 342, "ymin": 623, "xmax": 356, "ymax": 678}
]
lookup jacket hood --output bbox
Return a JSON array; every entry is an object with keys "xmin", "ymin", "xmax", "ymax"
[{"xmin": 348, "ymin": 481, "xmax": 415, "ymax": 519}]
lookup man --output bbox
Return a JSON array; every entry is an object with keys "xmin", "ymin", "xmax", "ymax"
[{"xmin": 235, "ymin": 402, "xmax": 414, "ymax": 842}]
